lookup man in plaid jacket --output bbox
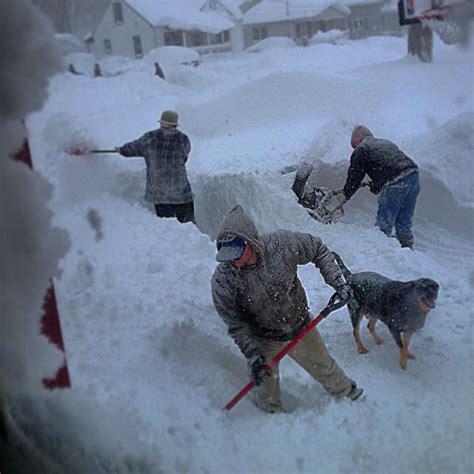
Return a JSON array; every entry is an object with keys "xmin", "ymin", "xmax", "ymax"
[{"xmin": 117, "ymin": 110, "xmax": 195, "ymax": 223}]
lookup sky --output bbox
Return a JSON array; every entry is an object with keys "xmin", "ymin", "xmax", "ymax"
[{"xmin": 1, "ymin": 0, "xmax": 473, "ymax": 472}]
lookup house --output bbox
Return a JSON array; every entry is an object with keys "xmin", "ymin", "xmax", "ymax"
[
  {"xmin": 242, "ymin": 1, "xmax": 349, "ymax": 47},
  {"xmin": 242, "ymin": 0, "xmax": 402, "ymax": 48},
  {"xmin": 200, "ymin": 0, "xmax": 249, "ymax": 52},
  {"xmin": 90, "ymin": 0, "xmax": 246, "ymax": 59},
  {"xmin": 343, "ymin": 0, "xmax": 392, "ymax": 38}
]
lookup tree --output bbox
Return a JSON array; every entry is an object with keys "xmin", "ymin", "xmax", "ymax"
[{"xmin": 32, "ymin": 0, "xmax": 109, "ymax": 36}]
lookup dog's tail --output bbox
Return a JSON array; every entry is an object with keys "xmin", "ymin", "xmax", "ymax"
[{"xmin": 332, "ymin": 252, "xmax": 352, "ymax": 280}]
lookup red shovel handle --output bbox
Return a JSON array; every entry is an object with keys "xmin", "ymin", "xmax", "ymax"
[{"xmin": 223, "ymin": 293, "xmax": 346, "ymax": 412}]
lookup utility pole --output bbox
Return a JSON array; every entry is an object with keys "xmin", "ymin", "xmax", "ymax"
[{"xmin": 286, "ymin": 0, "xmax": 291, "ymax": 39}]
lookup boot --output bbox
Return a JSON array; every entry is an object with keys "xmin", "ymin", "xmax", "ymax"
[
  {"xmin": 347, "ymin": 381, "xmax": 364, "ymax": 401},
  {"xmin": 397, "ymin": 236, "xmax": 414, "ymax": 250}
]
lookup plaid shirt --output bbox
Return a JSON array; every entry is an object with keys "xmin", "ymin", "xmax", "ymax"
[{"xmin": 119, "ymin": 128, "xmax": 193, "ymax": 204}]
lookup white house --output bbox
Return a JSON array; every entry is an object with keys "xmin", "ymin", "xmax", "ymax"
[
  {"xmin": 243, "ymin": 1, "xmax": 349, "ymax": 47},
  {"xmin": 90, "ymin": 0, "xmax": 247, "ymax": 59},
  {"xmin": 241, "ymin": 0, "xmax": 402, "ymax": 48},
  {"xmin": 200, "ymin": 0, "xmax": 256, "ymax": 52}
]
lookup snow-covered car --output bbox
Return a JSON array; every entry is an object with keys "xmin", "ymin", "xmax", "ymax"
[
  {"xmin": 142, "ymin": 46, "xmax": 201, "ymax": 68},
  {"xmin": 63, "ymin": 52, "xmax": 96, "ymax": 76},
  {"xmin": 245, "ymin": 37, "xmax": 296, "ymax": 53},
  {"xmin": 309, "ymin": 30, "xmax": 347, "ymax": 45},
  {"xmin": 99, "ymin": 56, "xmax": 134, "ymax": 76}
]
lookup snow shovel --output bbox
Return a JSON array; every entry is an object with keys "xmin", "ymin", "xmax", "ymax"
[
  {"xmin": 66, "ymin": 147, "xmax": 119, "ymax": 156},
  {"xmin": 223, "ymin": 292, "xmax": 347, "ymax": 412}
]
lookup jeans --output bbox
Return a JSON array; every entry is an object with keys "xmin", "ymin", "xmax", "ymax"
[{"xmin": 376, "ymin": 171, "xmax": 420, "ymax": 241}]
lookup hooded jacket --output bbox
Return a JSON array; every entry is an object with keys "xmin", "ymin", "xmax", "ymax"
[
  {"xmin": 211, "ymin": 205, "xmax": 346, "ymax": 359},
  {"xmin": 343, "ymin": 137, "xmax": 418, "ymax": 199}
]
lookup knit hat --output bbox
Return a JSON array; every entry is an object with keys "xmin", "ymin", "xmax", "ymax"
[
  {"xmin": 351, "ymin": 125, "xmax": 373, "ymax": 148},
  {"xmin": 160, "ymin": 110, "xmax": 179, "ymax": 126}
]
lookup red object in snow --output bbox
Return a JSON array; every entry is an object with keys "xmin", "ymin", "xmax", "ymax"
[
  {"xmin": 40, "ymin": 283, "xmax": 71, "ymax": 389},
  {"xmin": 12, "ymin": 138, "xmax": 71, "ymax": 389}
]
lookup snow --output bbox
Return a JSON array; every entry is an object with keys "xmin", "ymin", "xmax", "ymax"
[
  {"xmin": 55, "ymin": 33, "xmax": 85, "ymax": 56},
  {"xmin": 310, "ymin": 29, "xmax": 347, "ymax": 44},
  {"xmin": 63, "ymin": 52, "xmax": 97, "ymax": 76},
  {"xmin": 0, "ymin": 0, "xmax": 70, "ymax": 396},
  {"xmin": 126, "ymin": 0, "xmax": 235, "ymax": 34},
  {"xmin": 245, "ymin": 36, "xmax": 297, "ymax": 52},
  {"xmin": 243, "ymin": 0, "xmax": 350, "ymax": 25},
  {"xmin": 142, "ymin": 46, "xmax": 201, "ymax": 67},
  {"xmin": 217, "ymin": 0, "xmax": 246, "ymax": 20},
  {"xmin": 3, "ymin": 0, "xmax": 474, "ymax": 471}
]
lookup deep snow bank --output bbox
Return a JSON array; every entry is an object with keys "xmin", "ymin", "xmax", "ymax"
[{"xmin": 22, "ymin": 32, "xmax": 473, "ymax": 474}]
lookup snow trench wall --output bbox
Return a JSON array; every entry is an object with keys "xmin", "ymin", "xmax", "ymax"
[{"xmin": 190, "ymin": 162, "xmax": 474, "ymax": 241}]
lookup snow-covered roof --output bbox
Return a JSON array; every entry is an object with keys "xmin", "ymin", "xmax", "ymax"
[
  {"xmin": 126, "ymin": 0, "xmax": 235, "ymax": 34},
  {"xmin": 243, "ymin": 1, "xmax": 350, "ymax": 25},
  {"xmin": 218, "ymin": 0, "xmax": 246, "ymax": 20},
  {"xmin": 381, "ymin": 0, "xmax": 398, "ymax": 14}
]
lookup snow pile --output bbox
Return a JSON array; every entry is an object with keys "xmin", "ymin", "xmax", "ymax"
[
  {"xmin": 310, "ymin": 29, "xmax": 347, "ymax": 45},
  {"xmin": 20, "ymin": 24, "xmax": 474, "ymax": 474},
  {"xmin": 55, "ymin": 33, "xmax": 85, "ymax": 56},
  {"xmin": 98, "ymin": 55, "xmax": 134, "ymax": 76},
  {"xmin": 410, "ymin": 111, "xmax": 474, "ymax": 207},
  {"xmin": 0, "ymin": 0, "xmax": 63, "ymax": 156},
  {"xmin": 0, "ymin": 0, "xmax": 70, "ymax": 393},
  {"xmin": 245, "ymin": 36, "xmax": 297, "ymax": 52},
  {"xmin": 63, "ymin": 52, "xmax": 96, "ymax": 76},
  {"xmin": 142, "ymin": 45, "xmax": 201, "ymax": 67}
]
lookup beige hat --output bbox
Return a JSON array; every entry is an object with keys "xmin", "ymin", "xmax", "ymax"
[{"xmin": 160, "ymin": 110, "xmax": 179, "ymax": 126}]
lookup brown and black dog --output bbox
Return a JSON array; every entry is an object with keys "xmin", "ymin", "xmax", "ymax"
[{"xmin": 333, "ymin": 252, "xmax": 439, "ymax": 370}]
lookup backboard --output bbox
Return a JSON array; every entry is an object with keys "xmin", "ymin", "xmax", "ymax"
[{"xmin": 398, "ymin": 0, "xmax": 466, "ymax": 25}]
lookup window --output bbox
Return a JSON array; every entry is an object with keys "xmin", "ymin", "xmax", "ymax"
[
  {"xmin": 164, "ymin": 31, "xmax": 184, "ymax": 46},
  {"xmin": 104, "ymin": 39, "xmax": 112, "ymax": 54},
  {"xmin": 350, "ymin": 18, "xmax": 367, "ymax": 31},
  {"xmin": 133, "ymin": 35, "xmax": 143, "ymax": 58},
  {"xmin": 188, "ymin": 31, "xmax": 206, "ymax": 47},
  {"xmin": 252, "ymin": 26, "xmax": 268, "ymax": 41},
  {"xmin": 210, "ymin": 30, "xmax": 230, "ymax": 44},
  {"xmin": 113, "ymin": 2, "xmax": 124, "ymax": 25},
  {"xmin": 317, "ymin": 20, "xmax": 328, "ymax": 33}
]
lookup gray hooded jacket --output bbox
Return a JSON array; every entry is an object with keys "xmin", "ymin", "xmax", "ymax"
[{"xmin": 211, "ymin": 205, "xmax": 346, "ymax": 359}]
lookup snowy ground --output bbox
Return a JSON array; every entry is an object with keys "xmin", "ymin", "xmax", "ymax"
[{"xmin": 23, "ymin": 35, "xmax": 474, "ymax": 473}]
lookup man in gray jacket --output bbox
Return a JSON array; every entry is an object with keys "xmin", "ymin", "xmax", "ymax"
[
  {"xmin": 337, "ymin": 125, "xmax": 420, "ymax": 249},
  {"xmin": 211, "ymin": 205, "xmax": 363, "ymax": 413},
  {"xmin": 117, "ymin": 110, "xmax": 194, "ymax": 223}
]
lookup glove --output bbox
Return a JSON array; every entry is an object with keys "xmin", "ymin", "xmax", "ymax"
[
  {"xmin": 250, "ymin": 355, "xmax": 271, "ymax": 386},
  {"xmin": 335, "ymin": 283, "xmax": 354, "ymax": 303},
  {"xmin": 115, "ymin": 146, "xmax": 122, "ymax": 153},
  {"xmin": 367, "ymin": 181, "xmax": 380, "ymax": 195},
  {"xmin": 335, "ymin": 191, "xmax": 347, "ymax": 204},
  {"xmin": 300, "ymin": 191, "xmax": 315, "ymax": 208}
]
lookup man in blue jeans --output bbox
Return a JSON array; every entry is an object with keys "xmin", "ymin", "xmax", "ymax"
[{"xmin": 337, "ymin": 125, "xmax": 420, "ymax": 249}]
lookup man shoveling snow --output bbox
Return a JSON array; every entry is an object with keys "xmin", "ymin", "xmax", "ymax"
[
  {"xmin": 212, "ymin": 205, "xmax": 363, "ymax": 413},
  {"xmin": 116, "ymin": 110, "xmax": 195, "ymax": 224},
  {"xmin": 336, "ymin": 125, "xmax": 420, "ymax": 249}
]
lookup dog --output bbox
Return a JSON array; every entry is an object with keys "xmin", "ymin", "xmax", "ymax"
[{"xmin": 332, "ymin": 252, "xmax": 439, "ymax": 370}]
